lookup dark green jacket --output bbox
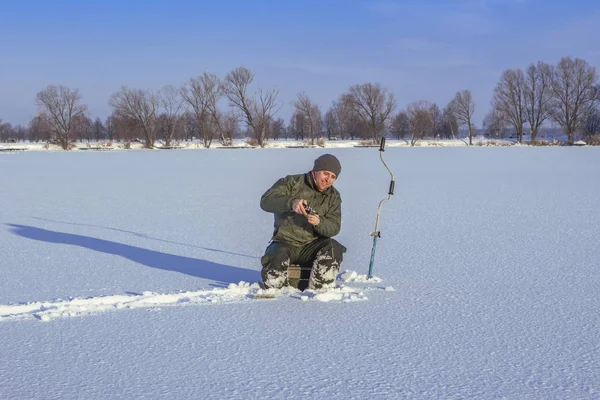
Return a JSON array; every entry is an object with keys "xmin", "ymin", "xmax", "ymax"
[{"xmin": 260, "ymin": 173, "xmax": 342, "ymax": 247}]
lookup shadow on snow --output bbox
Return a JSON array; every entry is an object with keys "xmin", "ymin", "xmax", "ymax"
[
  {"xmin": 6, "ymin": 224, "xmax": 260, "ymax": 286},
  {"xmin": 30, "ymin": 216, "xmax": 260, "ymax": 260}
]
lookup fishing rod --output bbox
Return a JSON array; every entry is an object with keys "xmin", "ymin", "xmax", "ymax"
[{"xmin": 368, "ymin": 137, "xmax": 395, "ymax": 279}]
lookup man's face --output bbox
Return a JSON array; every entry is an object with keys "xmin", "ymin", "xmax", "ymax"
[{"xmin": 312, "ymin": 170, "xmax": 337, "ymax": 192}]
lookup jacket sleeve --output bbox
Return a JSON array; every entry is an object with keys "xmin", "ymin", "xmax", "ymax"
[
  {"xmin": 313, "ymin": 198, "xmax": 342, "ymax": 238},
  {"xmin": 260, "ymin": 176, "xmax": 296, "ymax": 214}
]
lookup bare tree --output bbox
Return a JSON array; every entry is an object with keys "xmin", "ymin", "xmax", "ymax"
[
  {"xmin": 181, "ymin": 72, "xmax": 225, "ymax": 147},
  {"xmin": 346, "ymin": 82, "xmax": 396, "ymax": 143},
  {"xmin": 202, "ymin": 74, "xmax": 228, "ymax": 144},
  {"xmin": 524, "ymin": 61, "xmax": 553, "ymax": 143},
  {"xmin": 440, "ymin": 105, "xmax": 459, "ymax": 139},
  {"xmin": 289, "ymin": 112, "xmax": 308, "ymax": 140},
  {"xmin": 286, "ymin": 119, "xmax": 296, "ymax": 140},
  {"xmin": 329, "ymin": 98, "xmax": 353, "ymax": 140},
  {"xmin": 157, "ymin": 85, "xmax": 184, "ymax": 146},
  {"xmin": 72, "ymin": 114, "xmax": 92, "ymax": 142},
  {"xmin": 220, "ymin": 111, "xmax": 240, "ymax": 142},
  {"xmin": 89, "ymin": 117, "xmax": 106, "ymax": 141},
  {"xmin": 268, "ymin": 118, "xmax": 285, "ymax": 140},
  {"xmin": 222, "ymin": 66, "xmax": 280, "ymax": 147},
  {"xmin": 170, "ymin": 115, "xmax": 187, "ymax": 143},
  {"xmin": 105, "ymin": 115, "xmax": 116, "ymax": 141},
  {"xmin": 429, "ymin": 103, "xmax": 442, "ymax": 139},
  {"xmin": 324, "ymin": 109, "xmax": 338, "ymax": 140},
  {"xmin": 347, "ymin": 113, "xmax": 369, "ymax": 140},
  {"xmin": 483, "ymin": 108, "xmax": 510, "ymax": 138},
  {"xmin": 449, "ymin": 89, "xmax": 476, "ymax": 145},
  {"xmin": 14, "ymin": 125, "xmax": 27, "ymax": 142},
  {"xmin": 584, "ymin": 108, "xmax": 600, "ymax": 141},
  {"xmin": 29, "ymin": 115, "xmax": 52, "ymax": 142},
  {"xmin": 181, "ymin": 74, "xmax": 212, "ymax": 147},
  {"xmin": 108, "ymin": 113, "xmax": 140, "ymax": 146},
  {"xmin": 179, "ymin": 112, "xmax": 199, "ymax": 142},
  {"xmin": 109, "ymin": 86, "xmax": 159, "ymax": 148},
  {"xmin": 492, "ymin": 69, "xmax": 526, "ymax": 142},
  {"xmin": 0, "ymin": 120, "xmax": 11, "ymax": 142},
  {"xmin": 406, "ymin": 100, "xmax": 434, "ymax": 146},
  {"xmin": 292, "ymin": 92, "xmax": 322, "ymax": 145},
  {"xmin": 35, "ymin": 85, "xmax": 88, "ymax": 150},
  {"xmin": 549, "ymin": 57, "xmax": 598, "ymax": 144},
  {"xmin": 390, "ymin": 111, "xmax": 410, "ymax": 140}
]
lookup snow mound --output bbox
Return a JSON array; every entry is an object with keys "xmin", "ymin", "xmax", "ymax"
[
  {"xmin": 338, "ymin": 270, "xmax": 383, "ymax": 283},
  {"xmin": 300, "ymin": 285, "xmax": 369, "ymax": 302}
]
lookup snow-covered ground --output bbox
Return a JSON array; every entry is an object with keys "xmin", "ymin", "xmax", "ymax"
[{"xmin": 1, "ymin": 147, "xmax": 599, "ymax": 399}]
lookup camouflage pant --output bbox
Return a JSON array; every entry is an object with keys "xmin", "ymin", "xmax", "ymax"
[{"xmin": 261, "ymin": 238, "xmax": 346, "ymax": 290}]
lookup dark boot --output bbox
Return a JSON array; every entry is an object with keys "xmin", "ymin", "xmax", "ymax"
[
  {"xmin": 308, "ymin": 239, "xmax": 345, "ymax": 290},
  {"xmin": 260, "ymin": 242, "xmax": 293, "ymax": 289}
]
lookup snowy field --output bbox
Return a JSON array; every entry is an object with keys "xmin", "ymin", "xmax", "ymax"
[{"xmin": 1, "ymin": 147, "xmax": 599, "ymax": 399}]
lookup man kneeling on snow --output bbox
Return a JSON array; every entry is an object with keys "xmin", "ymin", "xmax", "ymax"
[{"xmin": 260, "ymin": 154, "xmax": 346, "ymax": 290}]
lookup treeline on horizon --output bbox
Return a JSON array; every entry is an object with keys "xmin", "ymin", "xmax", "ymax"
[{"xmin": 1, "ymin": 56, "xmax": 599, "ymax": 149}]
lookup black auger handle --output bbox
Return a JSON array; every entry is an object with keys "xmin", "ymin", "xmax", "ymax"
[
  {"xmin": 389, "ymin": 180, "xmax": 395, "ymax": 195},
  {"xmin": 379, "ymin": 137, "xmax": 386, "ymax": 151}
]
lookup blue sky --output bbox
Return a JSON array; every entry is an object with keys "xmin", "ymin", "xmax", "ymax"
[{"xmin": 1, "ymin": 0, "xmax": 599, "ymax": 127}]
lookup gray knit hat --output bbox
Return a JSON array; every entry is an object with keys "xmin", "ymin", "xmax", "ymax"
[{"xmin": 313, "ymin": 154, "xmax": 341, "ymax": 177}]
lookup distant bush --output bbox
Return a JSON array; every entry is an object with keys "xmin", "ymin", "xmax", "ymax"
[
  {"xmin": 473, "ymin": 140, "xmax": 512, "ymax": 147},
  {"xmin": 246, "ymin": 137, "xmax": 259, "ymax": 147},
  {"xmin": 43, "ymin": 142, "xmax": 62, "ymax": 150},
  {"xmin": 359, "ymin": 140, "xmax": 377, "ymax": 146},
  {"xmin": 317, "ymin": 137, "xmax": 326, "ymax": 147},
  {"xmin": 585, "ymin": 135, "xmax": 600, "ymax": 146},
  {"xmin": 532, "ymin": 139, "xmax": 562, "ymax": 146}
]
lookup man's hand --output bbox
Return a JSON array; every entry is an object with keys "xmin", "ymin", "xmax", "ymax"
[
  {"xmin": 307, "ymin": 214, "xmax": 320, "ymax": 226},
  {"xmin": 292, "ymin": 199, "xmax": 308, "ymax": 215},
  {"xmin": 293, "ymin": 199, "xmax": 319, "ymax": 225}
]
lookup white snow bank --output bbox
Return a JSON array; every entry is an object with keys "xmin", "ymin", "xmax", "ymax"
[
  {"xmin": 1, "ymin": 272, "xmax": 385, "ymax": 321},
  {"xmin": 0, "ymin": 137, "xmax": 522, "ymax": 152}
]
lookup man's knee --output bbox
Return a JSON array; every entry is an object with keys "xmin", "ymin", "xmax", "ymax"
[
  {"xmin": 328, "ymin": 239, "xmax": 346, "ymax": 263},
  {"xmin": 315, "ymin": 238, "xmax": 346, "ymax": 263}
]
